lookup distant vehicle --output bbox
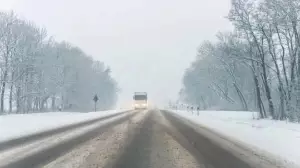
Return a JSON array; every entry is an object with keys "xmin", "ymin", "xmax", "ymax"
[{"xmin": 133, "ymin": 92, "xmax": 148, "ymax": 110}]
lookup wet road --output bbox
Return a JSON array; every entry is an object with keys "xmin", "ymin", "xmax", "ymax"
[{"xmin": 1, "ymin": 110, "xmax": 277, "ymax": 168}]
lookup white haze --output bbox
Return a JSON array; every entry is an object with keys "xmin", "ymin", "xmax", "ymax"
[{"xmin": 0, "ymin": 0, "xmax": 232, "ymax": 107}]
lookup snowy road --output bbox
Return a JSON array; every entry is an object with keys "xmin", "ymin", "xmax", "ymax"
[{"xmin": 1, "ymin": 110, "xmax": 282, "ymax": 168}]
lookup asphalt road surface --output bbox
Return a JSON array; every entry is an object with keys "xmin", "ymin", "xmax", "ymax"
[{"xmin": 1, "ymin": 110, "xmax": 279, "ymax": 168}]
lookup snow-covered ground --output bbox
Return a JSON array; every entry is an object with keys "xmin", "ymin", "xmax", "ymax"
[
  {"xmin": 0, "ymin": 109, "xmax": 130, "ymax": 142},
  {"xmin": 0, "ymin": 112, "xmax": 131, "ymax": 167},
  {"xmin": 168, "ymin": 110, "xmax": 300, "ymax": 167}
]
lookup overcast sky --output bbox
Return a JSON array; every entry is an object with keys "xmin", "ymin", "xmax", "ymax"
[{"xmin": 0, "ymin": 0, "xmax": 232, "ymax": 107}]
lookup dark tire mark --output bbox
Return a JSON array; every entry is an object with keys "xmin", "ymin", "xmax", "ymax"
[
  {"xmin": 1, "ymin": 112, "xmax": 137, "ymax": 168},
  {"xmin": 156, "ymin": 120, "xmax": 208, "ymax": 166},
  {"xmin": 0, "ymin": 111, "xmax": 131, "ymax": 152},
  {"xmin": 105, "ymin": 111, "xmax": 153, "ymax": 168},
  {"xmin": 162, "ymin": 110, "xmax": 254, "ymax": 168}
]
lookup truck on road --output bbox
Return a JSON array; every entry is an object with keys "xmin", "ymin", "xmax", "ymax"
[{"xmin": 133, "ymin": 92, "xmax": 148, "ymax": 110}]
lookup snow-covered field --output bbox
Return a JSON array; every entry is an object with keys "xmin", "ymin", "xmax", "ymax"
[
  {"xmin": 168, "ymin": 110, "xmax": 300, "ymax": 167},
  {"xmin": 0, "ymin": 109, "xmax": 130, "ymax": 142}
]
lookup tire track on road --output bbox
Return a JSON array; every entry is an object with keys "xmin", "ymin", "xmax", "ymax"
[
  {"xmin": 107, "ymin": 110, "xmax": 201, "ymax": 168},
  {"xmin": 162, "ymin": 110, "xmax": 259, "ymax": 168},
  {"xmin": 0, "ymin": 111, "xmax": 130, "ymax": 152},
  {"xmin": 105, "ymin": 110, "xmax": 153, "ymax": 168},
  {"xmin": 1, "ymin": 112, "xmax": 138, "ymax": 168}
]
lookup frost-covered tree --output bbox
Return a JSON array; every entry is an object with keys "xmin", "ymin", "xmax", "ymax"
[
  {"xmin": 0, "ymin": 11, "xmax": 118, "ymax": 113},
  {"xmin": 181, "ymin": 0, "xmax": 300, "ymax": 121}
]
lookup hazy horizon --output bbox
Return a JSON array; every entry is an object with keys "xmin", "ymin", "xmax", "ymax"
[{"xmin": 0, "ymin": 0, "xmax": 232, "ymax": 108}]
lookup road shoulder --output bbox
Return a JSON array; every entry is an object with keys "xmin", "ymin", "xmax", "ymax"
[{"xmin": 163, "ymin": 110, "xmax": 297, "ymax": 168}]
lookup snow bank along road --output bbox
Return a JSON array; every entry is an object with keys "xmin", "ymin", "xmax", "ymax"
[
  {"xmin": 0, "ymin": 110, "xmax": 129, "ymax": 143},
  {"xmin": 168, "ymin": 110, "xmax": 300, "ymax": 168},
  {"xmin": 0, "ymin": 110, "xmax": 284, "ymax": 168},
  {"xmin": 0, "ymin": 111, "xmax": 128, "ymax": 152}
]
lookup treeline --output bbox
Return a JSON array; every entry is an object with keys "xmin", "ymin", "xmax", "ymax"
[
  {"xmin": 0, "ymin": 12, "xmax": 118, "ymax": 113},
  {"xmin": 181, "ymin": 0, "xmax": 300, "ymax": 121}
]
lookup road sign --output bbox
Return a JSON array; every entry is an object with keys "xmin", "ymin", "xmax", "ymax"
[
  {"xmin": 93, "ymin": 94, "xmax": 98, "ymax": 112},
  {"xmin": 93, "ymin": 95, "xmax": 98, "ymax": 102}
]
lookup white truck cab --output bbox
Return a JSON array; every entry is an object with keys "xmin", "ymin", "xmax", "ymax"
[{"xmin": 133, "ymin": 92, "xmax": 148, "ymax": 110}]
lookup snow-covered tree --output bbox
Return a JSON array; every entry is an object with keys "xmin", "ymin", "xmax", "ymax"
[
  {"xmin": 181, "ymin": 0, "xmax": 300, "ymax": 121},
  {"xmin": 0, "ymin": 11, "xmax": 118, "ymax": 113}
]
